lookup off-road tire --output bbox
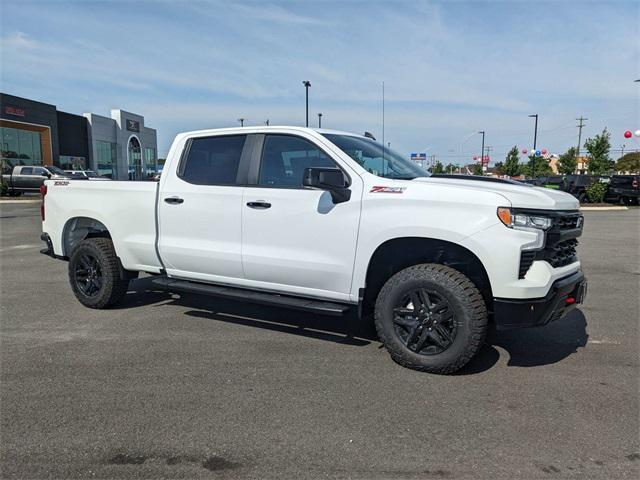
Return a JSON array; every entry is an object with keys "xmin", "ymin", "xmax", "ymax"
[
  {"xmin": 374, "ymin": 264, "xmax": 487, "ymax": 374},
  {"xmin": 68, "ymin": 238, "xmax": 136, "ymax": 309}
]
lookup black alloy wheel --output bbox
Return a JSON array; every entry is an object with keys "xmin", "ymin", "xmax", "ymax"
[
  {"xmin": 393, "ymin": 288, "xmax": 456, "ymax": 355},
  {"xmin": 74, "ymin": 253, "xmax": 104, "ymax": 297}
]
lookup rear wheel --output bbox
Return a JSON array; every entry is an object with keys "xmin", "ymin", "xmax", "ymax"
[
  {"xmin": 374, "ymin": 264, "xmax": 487, "ymax": 374},
  {"xmin": 68, "ymin": 238, "xmax": 136, "ymax": 309}
]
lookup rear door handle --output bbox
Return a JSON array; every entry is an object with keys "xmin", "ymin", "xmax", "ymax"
[
  {"xmin": 164, "ymin": 196, "xmax": 184, "ymax": 204},
  {"xmin": 246, "ymin": 201, "xmax": 271, "ymax": 209}
]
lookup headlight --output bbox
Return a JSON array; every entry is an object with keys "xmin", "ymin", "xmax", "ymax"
[{"xmin": 497, "ymin": 207, "xmax": 553, "ymax": 231}]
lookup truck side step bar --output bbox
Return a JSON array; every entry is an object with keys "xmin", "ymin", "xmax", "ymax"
[{"xmin": 151, "ymin": 277, "xmax": 351, "ymax": 316}]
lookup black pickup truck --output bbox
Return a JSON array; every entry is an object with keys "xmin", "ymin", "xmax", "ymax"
[
  {"xmin": 2, "ymin": 165, "xmax": 72, "ymax": 196},
  {"xmin": 605, "ymin": 175, "xmax": 640, "ymax": 205}
]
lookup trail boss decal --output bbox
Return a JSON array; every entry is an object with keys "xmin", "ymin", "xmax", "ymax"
[
  {"xmin": 370, "ymin": 186, "xmax": 406, "ymax": 193},
  {"xmin": 54, "ymin": 180, "xmax": 70, "ymax": 186}
]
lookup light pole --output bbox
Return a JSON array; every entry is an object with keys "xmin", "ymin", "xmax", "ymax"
[
  {"xmin": 303, "ymin": 80, "xmax": 311, "ymax": 127},
  {"xmin": 317, "ymin": 112, "xmax": 322, "ymax": 128},
  {"xmin": 478, "ymin": 131, "xmax": 485, "ymax": 172},
  {"xmin": 529, "ymin": 114, "xmax": 538, "ymax": 178},
  {"xmin": 237, "ymin": 118, "xmax": 245, "ymax": 127}
]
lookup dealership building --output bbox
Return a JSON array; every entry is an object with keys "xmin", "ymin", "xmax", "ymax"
[{"xmin": 0, "ymin": 93, "xmax": 157, "ymax": 180}]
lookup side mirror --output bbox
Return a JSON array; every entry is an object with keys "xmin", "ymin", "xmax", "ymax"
[
  {"xmin": 42, "ymin": 171, "xmax": 51, "ymax": 178},
  {"xmin": 303, "ymin": 167, "xmax": 351, "ymax": 204}
]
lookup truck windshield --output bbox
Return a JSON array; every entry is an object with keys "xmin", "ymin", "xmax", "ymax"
[{"xmin": 323, "ymin": 134, "xmax": 429, "ymax": 180}]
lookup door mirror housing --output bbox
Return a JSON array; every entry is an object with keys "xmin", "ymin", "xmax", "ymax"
[
  {"xmin": 41, "ymin": 171, "xmax": 51, "ymax": 178},
  {"xmin": 303, "ymin": 167, "xmax": 351, "ymax": 204}
]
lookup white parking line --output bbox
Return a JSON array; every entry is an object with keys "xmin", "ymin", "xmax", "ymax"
[
  {"xmin": 0, "ymin": 200, "xmax": 41, "ymax": 204},
  {"xmin": 0, "ymin": 244, "xmax": 41, "ymax": 252}
]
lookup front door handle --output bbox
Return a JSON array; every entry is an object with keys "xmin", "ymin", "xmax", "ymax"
[
  {"xmin": 246, "ymin": 201, "xmax": 271, "ymax": 209},
  {"xmin": 164, "ymin": 196, "xmax": 184, "ymax": 204}
]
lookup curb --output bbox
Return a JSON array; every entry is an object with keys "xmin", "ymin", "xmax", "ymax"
[
  {"xmin": 0, "ymin": 199, "xmax": 41, "ymax": 204},
  {"xmin": 580, "ymin": 206, "xmax": 629, "ymax": 211}
]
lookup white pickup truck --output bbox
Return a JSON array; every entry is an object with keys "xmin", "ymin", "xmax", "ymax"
[{"xmin": 40, "ymin": 126, "xmax": 587, "ymax": 373}]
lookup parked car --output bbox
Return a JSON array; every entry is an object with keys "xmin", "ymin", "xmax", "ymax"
[
  {"xmin": 64, "ymin": 170, "xmax": 110, "ymax": 181},
  {"xmin": 560, "ymin": 174, "xmax": 609, "ymax": 202},
  {"xmin": 604, "ymin": 175, "xmax": 639, "ymax": 205},
  {"xmin": 40, "ymin": 126, "xmax": 586, "ymax": 374},
  {"xmin": 2, "ymin": 165, "xmax": 72, "ymax": 195}
]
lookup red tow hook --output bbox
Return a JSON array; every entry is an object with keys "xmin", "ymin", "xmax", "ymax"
[{"xmin": 565, "ymin": 297, "xmax": 576, "ymax": 305}]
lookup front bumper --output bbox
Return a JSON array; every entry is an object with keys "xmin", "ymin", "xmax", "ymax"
[{"xmin": 493, "ymin": 270, "xmax": 587, "ymax": 329}]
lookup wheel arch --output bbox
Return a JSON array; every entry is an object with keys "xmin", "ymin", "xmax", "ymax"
[
  {"xmin": 362, "ymin": 237, "xmax": 493, "ymax": 314},
  {"xmin": 62, "ymin": 216, "xmax": 112, "ymax": 257}
]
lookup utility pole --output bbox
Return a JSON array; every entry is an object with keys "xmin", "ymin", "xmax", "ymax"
[
  {"xmin": 302, "ymin": 81, "xmax": 311, "ymax": 127},
  {"xmin": 237, "ymin": 118, "xmax": 245, "ymax": 127},
  {"xmin": 317, "ymin": 112, "xmax": 322, "ymax": 128},
  {"xmin": 529, "ymin": 114, "xmax": 538, "ymax": 178},
  {"xmin": 478, "ymin": 131, "xmax": 485, "ymax": 168},
  {"xmin": 575, "ymin": 117, "xmax": 587, "ymax": 163}
]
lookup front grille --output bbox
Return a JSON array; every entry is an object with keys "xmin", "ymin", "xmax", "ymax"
[
  {"xmin": 518, "ymin": 239, "xmax": 579, "ymax": 278},
  {"xmin": 545, "ymin": 238, "xmax": 579, "ymax": 268},
  {"xmin": 555, "ymin": 214, "xmax": 581, "ymax": 230}
]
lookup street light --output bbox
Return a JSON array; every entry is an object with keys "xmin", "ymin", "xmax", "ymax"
[
  {"xmin": 529, "ymin": 114, "xmax": 539, "ymax": 178},
  {"xmin": 478, "ymin": 131, "xmax": 485, "ymax": 172},
  {"xmin": 302, "ymin": 80, "xmax": 311, "ymax": 127},
  {"xmin": 317, "ymin": 112, "xmax": 322, "ymax": 128},
  {"xmin": 237, "ymin": 118, "xmax": 245, "ymax": 127}
]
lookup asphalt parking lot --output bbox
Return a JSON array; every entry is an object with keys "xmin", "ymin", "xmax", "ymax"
[{"xmin": 1, "ymin": 202, "xmax": 638, "ymax": 479}]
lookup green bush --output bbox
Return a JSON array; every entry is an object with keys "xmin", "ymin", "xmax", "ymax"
[
  {"xmin": 0, "ymin": 178, "xmax": 8, "ymax": 197},
  {"xmin": 586, "ymin": 181, "xmax": 607, "ymax": 203}
]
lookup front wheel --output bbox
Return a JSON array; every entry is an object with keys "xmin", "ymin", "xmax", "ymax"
[
  {"xmin": 374, "ymin": 264, "xmax": 488, "ymax": 374},
  {"xmin": 68, "ymin": 238, "xmax": 136, "ymax": 309}
]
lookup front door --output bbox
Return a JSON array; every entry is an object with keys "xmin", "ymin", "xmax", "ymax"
[
  {"xmin": 158, "ymin": 134, "xmax": 249, "ymax": 284},
  {"xmin": 241, "ymin": 134, "xmax": 362, "ymax": 301}
]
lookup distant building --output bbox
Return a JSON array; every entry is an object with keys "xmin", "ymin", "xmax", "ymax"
[{"xmin": 1, "ymin": 93, "xmax": 157, "ymax": 180}]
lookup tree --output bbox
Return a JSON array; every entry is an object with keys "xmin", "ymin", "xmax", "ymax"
[
  {"xmin": 472, "ymin": 163, "xmax": 483, "ymax": 176},
  {"xmin": 616, "ymin": 152, "xmax": 640, "ymax": 173},
  {"xmin": 584, "ymin": 128, "xmax": 614, "ymax": 175},
  {"xmin": 444, "ymin": 163, "xmax": 457, "ymax": 173},
  {"xmin": 557, "ymin": 147, "xmax": 578, "ymax": 175},
  {"xmin": 503, "ymin": 146, "xmax": 521, "ymax": 177},
  {"xmin": 493, "ymin": 161, "xmax": 504, "ymax": 176},
  {"xmin": 429, "ymin": 161, "xmax": 445, "ymax": 174},
  {"xmin": 521, "ymin": 154, "xmax": 553, "ymax": 178}
]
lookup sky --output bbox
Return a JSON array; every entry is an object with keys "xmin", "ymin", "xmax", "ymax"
[{"xmin": 1, "ymin": 0, "xmax": 639, "ymax": 164}]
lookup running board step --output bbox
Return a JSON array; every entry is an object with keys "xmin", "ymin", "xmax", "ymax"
[{"xmin": 151, "ymin": 277, "xmax": 350, "ymax": 316}]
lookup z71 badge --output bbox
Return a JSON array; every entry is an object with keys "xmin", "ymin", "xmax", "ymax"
[
  {"xmin": 54, "ymin": 180, "xmax": 70, "ymax": 186},
  {"xmin": 370, "ymin": 186, "xmax": 406, "ymax": 193}
]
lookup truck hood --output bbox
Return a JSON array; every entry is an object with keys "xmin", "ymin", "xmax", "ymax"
[{"xmin": 413, "ymin": 176, "xmax": 579, "ymax": 210}]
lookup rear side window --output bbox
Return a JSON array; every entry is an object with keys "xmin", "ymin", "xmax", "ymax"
[
  {"xmin": 180, "ymin": 135, "xmax": 246, "ymax": 185},
  {"xmin": 259, "ymin": 135, "xmax": 335, "ymax": 187}
]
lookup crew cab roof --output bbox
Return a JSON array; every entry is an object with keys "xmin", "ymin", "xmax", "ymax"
[{"xmin": 175, "ymin": 126, "xmax": 367, "ymax": 140}]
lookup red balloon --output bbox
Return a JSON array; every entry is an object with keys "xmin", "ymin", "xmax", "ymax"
[
  {"xmin": 521, "ymin": 149, "xmax": 527, "ymax": 154},
  {"xmin": 541, "ymin": 148, "xmax": 548, "ymax": 155},
  {"xmin": 624, "ymin": 130, "xmax": 633, "ymax": 138}
]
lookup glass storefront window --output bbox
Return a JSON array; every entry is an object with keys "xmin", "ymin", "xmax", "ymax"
[
  {"xmin": 1, "ymin": 126, "xmax": 43, "ymax": 170},
  {"xmin": 144, "ymin": 147, "xmax": 157, "ymax": 178},
  {"xmin": 96, "ymin": 140, "xmax": 117, "ymax": 178}
]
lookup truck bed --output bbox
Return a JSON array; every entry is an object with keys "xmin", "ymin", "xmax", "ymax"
[{"xmin": 43, "ymin": 180, "xmax": 163, "ymax": 273}]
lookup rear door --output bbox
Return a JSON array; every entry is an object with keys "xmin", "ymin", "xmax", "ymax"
[
  {"xmin": 240, "ymin": 133, "xmax": 363, "ymax": 301},
  {"xmin": 158, "ymin": 133, "xmax": 251, "ymax": 284}
]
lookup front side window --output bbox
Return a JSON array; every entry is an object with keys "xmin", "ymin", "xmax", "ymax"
[
  {"xmin": 21, "ymin": 167, "xmax": 33, "ymax": 175},
  {"xmin": 259, "ymin": 135, "xmax": 335, "ymax": 187},
  {"xmin": 181, "ymin": 135, "xmax": 246, "ymax": 185},
  {"xmin": 323, "ymin": 134, "xmax": 428, "ymax": 180}
]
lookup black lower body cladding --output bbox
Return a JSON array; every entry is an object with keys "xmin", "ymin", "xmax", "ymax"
[{"xmin": 493, "ymin": 270, "xmax": 587, "ymax": 329}]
